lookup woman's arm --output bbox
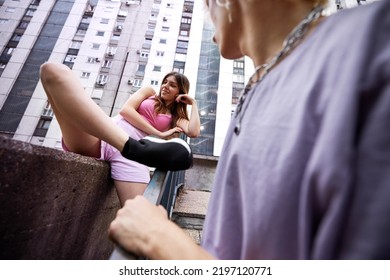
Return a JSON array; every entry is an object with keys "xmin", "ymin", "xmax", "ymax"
[
  {"xmin": 109, "ymin": 196, "xmax": 215, "ymax": 260},
  {"xmin": 120, "ymin": 86, "xmax": 167, "ymax": 137},
  {"xmin": 176, "ymin": 95, "xmax": 201, "ymax": 138}
]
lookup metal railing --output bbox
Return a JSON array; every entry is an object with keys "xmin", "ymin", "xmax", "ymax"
[{"xmin": 109, "ymin": 169, "xmax": 185, "ymax": 260}]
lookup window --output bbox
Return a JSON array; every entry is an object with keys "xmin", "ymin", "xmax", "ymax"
[
  {"xmin": 107, "ymin": 46, "xmax": 117, "ymax": 56},
  {"xmin": 111, "ymin": 34, "xmax": 120, "ymax": 41},
  {"xmin": 25, "ymin": 9, "xmax": 34, "ymax": 16},
  {"xmin": 118, "ymin": 10, "xmax": 128, "ymax": 17},
  {"xmin": 181, "ymin": 17, "xmax": 191, "ymax": 24},
  {"xmin": 183, "ymin": 1, "xmax": 193, "ymax": 13},
  {"xmin": 161, "ymin": 26, "xmax": 169, "ymax": 32},
  {"xmin": 102, "ymin": 60, "xmax": 112, "ymax": 68},
  {"xmin": 173, "ymin": 61, "xmax": 185, "ymax": 73},
  {"xmin": 100, "ymin": 18, "xmax": 109, "ymax": 24},
  {"xmin": 153, "ymin": 66, "xmax": 161, "ymax": 72},
  {"xmin": 5, "ymin": 7, "xmax": 16, "ymax": 13},
  {"xmin": 177, "ymin": 40, "xmax": 188, "ymax": 49},
  {"xmin": 137, "ymin": 64, "xmax": 146, "ymax": 72},
  {"xmin": 173, "ymin": 61, "xmax": 185, "ymax": 68},
  {"xmin": 87, "ymin": 57, "xmax": 95, "ymax": 63},
  {"xmin": 151, "ymin": 80, "xmax": 158, "ymax": 86},
  {"xmin": 64, "ymin": 54, "xmax": 77, "ymax": 62},
  {"xmin": 140, "ymin": 51, "xmax": 149, "ymax": 58},
  {"xmin": 159, "ymin": 39, "xmax": 167, "ymax": 44},
  {"xmin": 92, "ymin": 43, "xmax": 100, "ymax": 49},
  {"xmin": 96, "ymin": 74, "xmax": 108, "ymax": 85},
  {"xmin": 176, "ymin": 40, "xmax": 188, "ymax": 54},
  {"xmin": 233, "ymin": 74, "xmax": 245, "ymax": 83},
  {"xmin": 174, "ymin": 67, "xmax": 184, "ymax": 74},
  {"xmin": 41, "ymin": 101, "xmax": 53, "ymax": 117},
  {"xmin": 4, "ymin": 47, "xmax": 15, "ymax": 55},
  {"xmin": 133, "ymin": 79, "xmax": 142, "ymax": 87},
  {"xmin": 70, "ymin": 40, "xmax": 82, "ymax": 49},
  {"xmin": 0, "ymin": 19, "xmax": 8, "ymax": 24},
  {"xmin": 96, "ymin": 31, "xmax": 105, "ymax": 36},
  {"xmin": 81, "ymin": 72, "xmax": 91, "ymax": 78},
  {"xmin": 156, "ymin": 51, "xmax": 164, "ymax": 57},
  {"xmin": 76, "ymin": 29, "xmax": 87, "ymax": 36},
  {"xmin": 81, "ymin": 16, "xmax": 91, "ymax": 24},
  {"xmin": 11, "ymin": 34, "xmax": 22, "ymax": 42},
  {"xmin": 37, "ymin": 119, "xmax": 51, "ymax": 129},
  {"xmin": 233, "ymin": 60, "xmax": 244, "ymax": 69},
  {"xmin": 18, "ymin": 21, "xmax": 28, "ymax": 28},
  {"xmin": 148, "ymin": 24, "xmax": 156, "ymax": 31},
  {"xmin": 179, "ymin": 30, "xmax": 189, "ymax": 36}
]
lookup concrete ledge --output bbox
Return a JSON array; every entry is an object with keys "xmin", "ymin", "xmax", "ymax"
[{"xmin": 0, "ymin": 137, "xmax": 120, "ymax": 259}]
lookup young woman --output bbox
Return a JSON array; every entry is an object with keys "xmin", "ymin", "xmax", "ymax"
[
  {"xmin": 109, "ymin": 0, "xmax": 390, "ymax": 259},
  {"xmin": 40, "ymin": 62, "xmax": 200, "ymax": 205}
]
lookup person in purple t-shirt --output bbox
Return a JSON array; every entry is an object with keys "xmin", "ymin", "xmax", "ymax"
[
  {"xmin": 40, "ymin": 64, "xmax": 200, "ymax": 205},
  {"xmin": 109, "ymin": 0, "xmax": 390, "ymax": 259}
]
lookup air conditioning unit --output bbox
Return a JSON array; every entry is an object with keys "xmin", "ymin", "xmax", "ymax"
[
  {"xmin": 127, "ymin": 79, "xmax": 133, "ymax": 85},
  {"xmin": 95, "ymin": 57, "xmax": 100, "ymax": 62},
  {"xmin": 116, "ymin": 25, "xmax": 123, "ymax": 31},
  {"xmin": 96, "ymin": 81, "xmax": 106, "ymax": 86},
  {"xmin": 163, "ymin": 17, "xmax": 168, "ymax": 22},
  {"xmin": 136, "ymin": 50, "xmax": 141, "ymax": 54},
  {"xmin": 107, "ymin": 52, "xmax": 114, "ymax": 56}
]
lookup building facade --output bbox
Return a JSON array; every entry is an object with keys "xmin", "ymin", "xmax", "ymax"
[{"xmin": 0, "ymin": 0, "xmax": 381, "ymax": 157}]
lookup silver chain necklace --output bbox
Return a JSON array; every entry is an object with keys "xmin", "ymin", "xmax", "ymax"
[{"xmin": 234, "ymin": 5, "xmax": 324, "ymax": 135}]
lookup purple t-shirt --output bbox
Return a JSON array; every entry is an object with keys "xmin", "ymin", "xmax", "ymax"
[{"xmin": 202, "ymin": 0, "xmax": 390, "ymax": 259}]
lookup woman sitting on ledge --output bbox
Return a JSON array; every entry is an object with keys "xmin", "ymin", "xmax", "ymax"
[{"xmin": 40, "ymin": 62, "xmax": 200, "ymax": 205}]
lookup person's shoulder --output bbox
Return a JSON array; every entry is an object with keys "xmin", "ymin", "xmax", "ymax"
[{"xmin": 311, "ymin": 1, "xmax": 389, "ymax": 51}]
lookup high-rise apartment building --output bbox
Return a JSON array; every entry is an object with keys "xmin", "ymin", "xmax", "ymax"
[{"xmin": 0, "ymin": 0, "xmax": 381, "ymax": 157}]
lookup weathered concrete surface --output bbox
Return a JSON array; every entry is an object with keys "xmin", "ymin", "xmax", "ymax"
[
  {"xmin": 172, "ymin": 189, "xmax": 211, "ymax": 245},
  {"xmin": 0, "ymin": 137, "xmax": 120, "ymax": 259},
  {"xmin": 174, "ymin": 155, "xmax": 216, "ymax": 244},
  {"xmin": 185, "ymin": 155, "xmax": 217, "ymax": 191}
]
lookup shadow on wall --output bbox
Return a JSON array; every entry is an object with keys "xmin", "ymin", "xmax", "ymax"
[{"xmin": 0, "ymin": 136, "xmax": 120, "ymax": 260}]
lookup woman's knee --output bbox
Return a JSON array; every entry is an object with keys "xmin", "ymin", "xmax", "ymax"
[{"xmin": 40, "ymin": 62, "xmax": 70, "ymax": 86}]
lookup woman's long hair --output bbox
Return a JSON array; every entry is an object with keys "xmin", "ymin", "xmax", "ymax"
[{"xmin": 154, "ymin": 72, "xmax": 190, "ymax": 127}]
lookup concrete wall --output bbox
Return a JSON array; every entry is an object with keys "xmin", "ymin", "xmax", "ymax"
[
  {"xmin": 185, "ymin": 155, "xmax": 218, "ymax": 192},
  {"xmin": 0, "ymin": 136, "xmax": 120, "ymax": 260}
]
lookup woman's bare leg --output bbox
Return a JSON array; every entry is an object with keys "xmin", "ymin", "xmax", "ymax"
[
  {"xmin": 114, "ymin": 180, "xmax": 147, "ymax": 206},
  {"xmin": 40, "ymin": 62, "xmax": 129, "ymax": 153}
]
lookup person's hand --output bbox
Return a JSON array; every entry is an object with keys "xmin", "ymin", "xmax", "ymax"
[
  {"xmin": 159, "ymin": 127, "xmax": 183, "ymax": 139},
  {"xmin": 109, "ymin": 196, "xmax": 169, "ymax": 257},
  {"xmin": 176, "ymin": 94, "xmax": 196, "ymax": 105}
]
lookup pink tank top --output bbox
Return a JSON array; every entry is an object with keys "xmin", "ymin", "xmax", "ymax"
[{"xmin": 137, "ymin": 96, "xmax": 172, "ymax": 132}]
